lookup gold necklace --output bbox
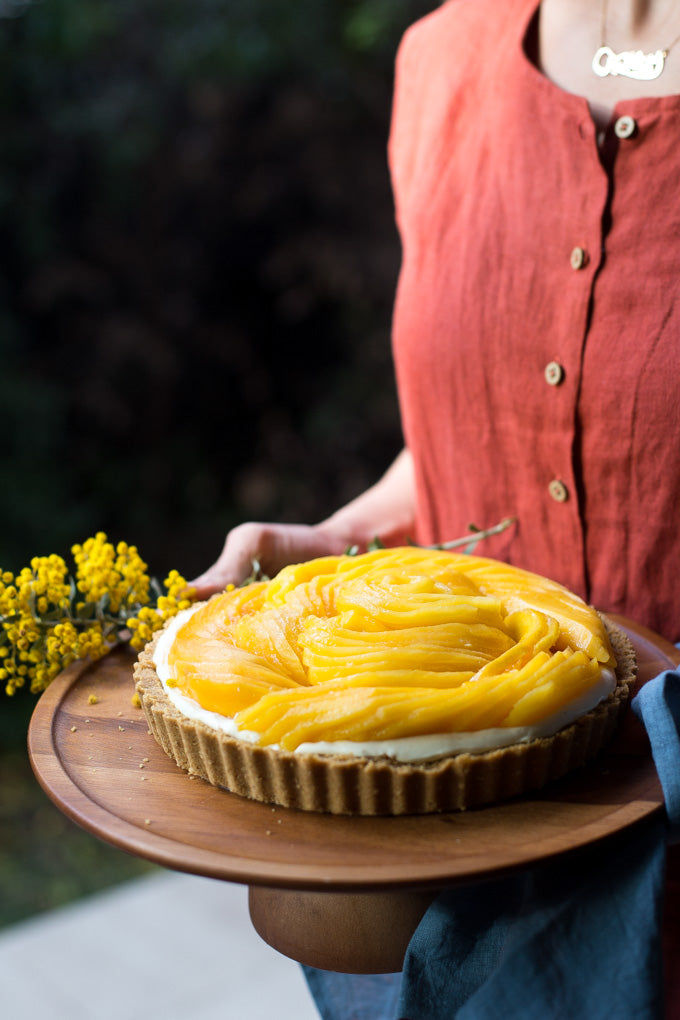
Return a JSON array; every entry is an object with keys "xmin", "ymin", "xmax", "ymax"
[{"xmin": 592, "ymin": 0, "xmax": 680, "ymax": 80}]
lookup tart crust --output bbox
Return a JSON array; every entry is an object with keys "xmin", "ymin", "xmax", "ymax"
[{"xmin": 133, "ymin": 616, "xmax": 636, "ymax": 815}]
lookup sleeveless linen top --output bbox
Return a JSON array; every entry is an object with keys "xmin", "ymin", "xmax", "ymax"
[{"xmin": 390, "ymin": 0, "xmax": 680, "ymax": 640}]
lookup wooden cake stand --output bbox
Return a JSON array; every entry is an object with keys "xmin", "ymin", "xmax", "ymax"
[{"xmin": 28, "ymin": 616, "xmax": 679, "ymax": 974}]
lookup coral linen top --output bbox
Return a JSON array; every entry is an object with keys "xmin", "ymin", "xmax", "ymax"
[{"xmin": 389, "ymin": 0, "xmax": 680, "ymax": 641}]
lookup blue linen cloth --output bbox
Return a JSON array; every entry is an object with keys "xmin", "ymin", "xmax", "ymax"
[{"xmin": 302, "ymin": 669, "xmax": 680, "ymax": 1020}]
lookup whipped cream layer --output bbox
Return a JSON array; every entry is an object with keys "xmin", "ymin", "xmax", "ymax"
[{"xmin": 153, "ymin": 606, "xmax": 616, "ymax": 763}]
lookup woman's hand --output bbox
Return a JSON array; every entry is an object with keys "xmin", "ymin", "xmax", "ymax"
[
  {"xmin": 188, "ymin": 522, "xmax": 350, "ymax": 598},
  {"xmin": 190, "ymin": 448, "xmax": 417, "ymax": 598}
]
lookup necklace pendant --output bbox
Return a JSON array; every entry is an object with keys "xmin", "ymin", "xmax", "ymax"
[{"xmin": 592, "ymin": 44, "xmax": 667, "ymax": 80}]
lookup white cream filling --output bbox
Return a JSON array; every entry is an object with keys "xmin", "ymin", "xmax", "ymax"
[{"xmin": 153, "ymin": 605, "xmax": 616, "ymax": 763}]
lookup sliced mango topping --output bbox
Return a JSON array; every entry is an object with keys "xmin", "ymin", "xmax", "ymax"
[{"xmin": 165, "ymin": 548, "xmax": 615, "ymax": 746}]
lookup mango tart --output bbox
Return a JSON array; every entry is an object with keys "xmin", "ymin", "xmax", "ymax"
[{"xmin": 133, "ymin": 548, "xmax": 636, "ymax": 814}]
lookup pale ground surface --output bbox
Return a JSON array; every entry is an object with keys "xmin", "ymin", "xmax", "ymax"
[{"xmin": 0, "ymin": 870, "xmax": 320, "ymax": 1020}]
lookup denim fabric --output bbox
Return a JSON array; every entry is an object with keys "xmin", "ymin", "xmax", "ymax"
[
  {"xmin": 302, "ymin": 968, "xmax": 402, "ymax": 1020},
  {"xmin": 303, "ymin": 671, "xmax": 680, "ymax": 1020}
]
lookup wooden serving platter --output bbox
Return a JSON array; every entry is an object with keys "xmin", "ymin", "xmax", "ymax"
[
  {"xmin": 27, "ymin": 616, "xmax": 679, "ymax": 971},
  {"xmin": 27, "ymin": 615, "xmax": 678, "ymax": 890}
]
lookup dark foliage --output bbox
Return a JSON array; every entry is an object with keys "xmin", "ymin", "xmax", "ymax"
[
  {"xmin": 0, "ymin": 0, "xmax": 437, "ymax": 925},
  {"xmin": 0, "ymin": 0, "xmax": 436, "ymax": 580}
]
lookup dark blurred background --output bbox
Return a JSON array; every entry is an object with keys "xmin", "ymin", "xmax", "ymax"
[{"xmin": 0, "ymin": 0, "xmax": 436, "ymax": 925}]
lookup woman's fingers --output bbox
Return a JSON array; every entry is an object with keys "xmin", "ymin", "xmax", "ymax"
[{"xmin": 189, "ymin": 522, "xmax": 348, "ymax": 598}]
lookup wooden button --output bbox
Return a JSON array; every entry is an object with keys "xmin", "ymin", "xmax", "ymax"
[
  {"xmin": 548, "ymin": 479, "xmax": 569, "ymax": 503},
  {"xmin": 614, "ymin": 115, "xmax": 636, "ymax": 139},
  {"xmin": 544, "ymin": 361, "xmax": 565, "ymax": 386},
  {"xmin": 570, "ymin": 247, "xmax": 587, "ymax": 270}
]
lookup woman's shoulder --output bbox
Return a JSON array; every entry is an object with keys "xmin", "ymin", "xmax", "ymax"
[
  {"xmin": 389, "ymin": 0, "xmax": 536, "ymax": 201},
  {"xmin": 392, "ymin": 0, "xmax": 534, "ymax": 135},
  {"xmin": 398, "ymin": 0, "xmax": 533, "ymax": 65}
]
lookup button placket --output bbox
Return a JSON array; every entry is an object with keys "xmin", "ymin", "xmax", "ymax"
[{"xmin": 542, "ymin": 125, "xmax": 603, "ymax": 591}]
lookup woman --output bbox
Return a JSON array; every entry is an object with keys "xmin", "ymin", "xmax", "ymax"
[
  {"xmin": 192, "ymin": 1, "xmax": 680, "ymax": 1012},
  {"xmin": 193, "ymin": 0, "xmax": 680, "ymax": 648}
]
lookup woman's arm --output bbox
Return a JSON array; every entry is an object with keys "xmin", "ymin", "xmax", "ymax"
[{"xmin": 190, "ymin": 447, "xmax": 416, "ymax": 597}]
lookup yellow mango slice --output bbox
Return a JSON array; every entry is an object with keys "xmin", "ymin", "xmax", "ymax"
[
  {"xmin": 167, "ymin": 546, "xmax": 615, "ymax": 743},
  {"xmin": 471, "ymin": 609, "xmax": 560, "ymax": 680},
  {"xmin": 234, "ymin": 649, "xmax": 593, "ymax": 748},
  {"xmin": 335, "ymin": 584, "xmax": 508, "ymax": 630},
  {"xmin": 172, "ymin": 646, "xmax": 299, "ymax": 716},
  {"xmin": 326, "ymin": 669, "xmax": 477, "ymax": 689},
  {"xmin": 451, "ymin": 555, "xmax": 615, "ymax": 666},
  {"xmin": 299, "ymin": 617, "xmax": 513, "ymax": 684},
  {"xmin": 504, "ymin": 651, "xmax": 602, "ymax": 726},
  {"xmin": 230, "ymin": 605, "xmax": 308, "ymax": 685}
]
